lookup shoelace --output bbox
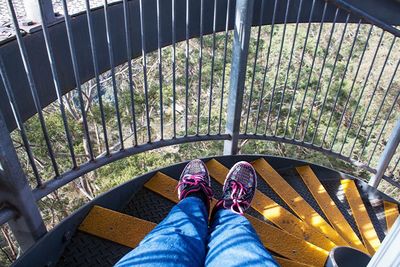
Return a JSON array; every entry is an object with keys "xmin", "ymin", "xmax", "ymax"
[
  {"xmin": 222, "ymin": 180, "xmax": 250, "ymax": 215},
  {"xmin": 176, "ymin": 174, "xmax": 213, "ymax": 200}
]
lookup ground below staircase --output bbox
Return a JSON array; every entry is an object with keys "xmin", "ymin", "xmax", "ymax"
[{"xmin": 53, "ymin": 156, "xmax": 399, "ymax": 267}]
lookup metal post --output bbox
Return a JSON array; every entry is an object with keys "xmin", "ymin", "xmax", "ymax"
[
  {"xmin": 367, "ymin": 217, "xmax": 400, "ymax": 267},
  {"xmin": 223, "ymin": 0, "xmax": 254, "ymax": 155},
  {"xmin": 369, "ymin": 118, "xmax": 400, "ymax": 188},
  {"xmin": 23, "ymin": 0, "xmax": 56, "ymax": 25},
  {"xmin": 0, "ymin": 110, "xmax": 47, "ymax": 251}
]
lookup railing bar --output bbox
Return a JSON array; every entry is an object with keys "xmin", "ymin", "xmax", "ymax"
[
  {"xmin": 197, "ymin": 0, "xmax": 204, "ymax": 135},
  {"xmin": 367, "ymin": 90, "xmax": 400, "ymax": 166},
  {"xmin": 84, "ymin": 0, "xmax": 110, "ymax": 154},
  {"xmin": 293, "ymin": 1, "xmax": 327, "ymax": 141},
  {"xmin": 38, "ymin": 1, "xmax": 77, "ymax": 169},
  {"xmin": 185, "ymin": 0, "xmax": 190, "ymax": 137},
  {"xmin": 302, "ymin": 6, "xmax": 338, "ymax": 142},
  {"xmin": 264, "ymin": 0, "xmax": 291, "ymax": 136},
  {"xmin": 207, "ymin": 0, "xmax": 218, "ymax": 135},
  {"xmin": 156, "ymin": 0, "xmax": 163, "ymax": 140},
  {"xmin": 284, "ymin": 0, "xmax": 316, "ymax": 138},
  {"xmin": 0, "ymin": 56, "xmax": 42, "ymax": 185},
  {"xmin": 275, "ymin": 0, "xmax": 303, "ymax": 137},
  {"xmin": 218, "ymin": 0, "xmax": 231, "ymax": 135},
  {"xmin": 361, "ymin": 57, "xmax": 400, "ymax": 158},
  {"xmin": 368, "ymin": 92, "xmax": 400, "ymax": 165},
  {"xmin": 244, "ymin": 0, "xmax": 265, "ymax": 134},
  {"xmin": 6, "ymin": 0, "xmax": 60, "ymax": 177},
  {"xmin": 139, "ymin": 0, "xmax": 151, "ymax": 143},
  {"xmin": 123, "ymin": 0, "xmax": 138, "ymax": 146},
  {"xmin": 392, "ymin": 154, "xmax": 400, "ymax": 173},
  {"xmin": 172, "ymin": 0, "xmax": 177, "ymax": 138},
  {"xmin": 322, "ymin": 19, "xmax": 361, "ymax": 146},
  {"xmin": 338, "ymin": 29, "xmax": 384, "ymax": 155},
  {"xmin": 311, "ymin": 11, "xmax": 348, "ymax": 145},
  {"xmin": 104, "ymin": 0, "xmax": 125, "ymax": 149},
  {"xmin": 348, "ymin": 36, "xmax": 396, "ymax": 158},
  {"xmin": 330, "ymin": 25, "xmax": 373, "ymax": 151},
  {"xmin": 255, "ymin": 0, "xmax": 278, "ymax": 134},
  {"xmin": 62, "ymin": 0, "xmax": 95, "ymax": 160}
]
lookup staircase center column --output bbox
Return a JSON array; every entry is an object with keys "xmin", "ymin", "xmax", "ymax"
[{"xmin": 223, "ymin": 0, "xmax": 255, "ymax": 155}]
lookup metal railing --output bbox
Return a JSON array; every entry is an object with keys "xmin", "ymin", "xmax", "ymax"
[{"xmin": 0, "ymin": 0, "xmax": 399, "ymax": 251}]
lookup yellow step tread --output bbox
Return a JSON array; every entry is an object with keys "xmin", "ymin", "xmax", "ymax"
[
  {"xmin": 205, "ymin": 159, "xmax": 336, "ymax": 251},
  {"xmin": 274, "ymin": 256, "xmax": 313, "ymax": 267},
  {"xmin": 252, "ymin": 158, "xmax": 348, "ymax": 246},
  {"xmin": 384, "ymin": 201, "xmax": 399, "ymax": 232},
  {"xmin": 79, "ymin": 205, "xmax": 156, "ymax": 248},
  {"xmin": 79, "ymin": 205, "xmax": 324, "ymax": 266},
  {"xmin": 341, "ymin": 179, "xmax": 381, "ymax": 255},
  {"xmin": 145, "ymin": 170, "xmax": 328, "ymax": 266},
  {"xmin": 296, "ymin": 165, "xmax": 367, "ymax": 253}
]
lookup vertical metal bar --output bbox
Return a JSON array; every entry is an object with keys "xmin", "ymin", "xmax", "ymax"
[
  {"xmin": 368, "ymin": 118, "xmax": 400, "ymax": 188},
  {"xmin": 84, "ymin": 0, "xmax": 110, "ymax": 154},
  {"xmin": 330, "ymin": 25, "xmax": 373, "ymax": 151},
  {"xmin": 244, "ymin": 0, "xmax": 265, "ymax": 134},
  {"xmin": 311, "ymin": 11, "xmax": 348, "ymax": 145},
  {"xmin": 275, "ymin": 0, "xmax": 303, "ymax": 137},
  {"xmin": 360, "ymin": 57, "xmax": 398, "ymax": 158},
  {"xmin": 185, "ymin": 0, "xmax": 190, "ymax": 136},
  {"xmin": 172, "ymin": 0, "xmax": 177, "ymax": 138},
  {"xmin": 284, "ymin": 0, "xmax": 316, "ymax": 137},
  {"xmin": 104, "ymin": 0, "xmax": 125, "ymax": 148},
  {"xmin": 139, "ymin": 0, "xmax": 151, "ymax": 142},
  {"xmin": 123, "ymin": 0, "xmax": 138, "ymax": 146},
  {"xmin": 255, "ymin": 0, "xmax": 278, "ymax": 134},
  {"xmin": 197, "ymin": 0, "xmax": 204, "ymax": 135},
  {"xmin": 265, "ymin": 0, "xmax": 291, "ymax": 135},
  {"xmin": 322, "ymin": 19, "xmax": 361, "ymax": 145},
  {"xmin": 339, "ymin": 30, "xmax": 384, "ymax": 155},
  {"xmin": 208, "ymin": 0, "xmax": 218, "ymax": 135},
  {"xmin": 367, "ymin": 68, "xmax": 400, "ymax": 166},
  {"xmin": 157, "ymin": 0, "xmax": 163, "ymax": 140},
  {"xmin": 300, "ymin": 3, "xmax": 333, "ymax": 142},
  {"xmin": 62, "ymin": 0, "xmax": 94, "ymax": 160},
  {"xmin": 349, "ymin": 36, "xmax": 396, "ymax": 157},
  {"xmin": 7, "ymin": 0, "xmax": 59, "ymax": 177},
  {"xmin": 0, "ymin": 109, "xmax": 47, "ymax": 251},
  {"xmin": 223, "ymin": 0, "xmax": 255, "ymax": 155},
  {"xmin": 37, "ymin": 0, "xmax": 77, "ymax": 169},
  {"xmin": 0, "ymin": 56, "xmax": 41, "ymax": 185},
  {"xmin": 218, "ymin": 0, "xmax": 231, "ymax": 135}
]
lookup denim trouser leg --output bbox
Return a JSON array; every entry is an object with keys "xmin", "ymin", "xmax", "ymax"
[
  {"xmin": 205, "ymin": 209, "xmax": 279, "ymax": 267},
  {"xmin": 115, "ymin": 197, "xmax": 209, "ymax": 267}
]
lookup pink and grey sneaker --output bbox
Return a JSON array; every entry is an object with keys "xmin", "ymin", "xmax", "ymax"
[
  {"xmin": 177, "ymin": 159, "xmax": 213, "ymax": 203},
  {"xmin": 215, "ymin": 161, "xmax": 257, "ymax": 215}
]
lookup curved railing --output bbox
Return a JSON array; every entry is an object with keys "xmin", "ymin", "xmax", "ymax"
[{"xmin": 0, "ymin": 0, "xmax": 399, "ymax": 252}]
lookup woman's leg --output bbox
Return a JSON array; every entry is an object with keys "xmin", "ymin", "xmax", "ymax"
[
  {"xmin": 206, "ymin": 208, "xmax": 278, "ymax": 267},
  {"xmin": 115, "ymin": 197, "xmax": 209, "ymax": 267},
  {"xmin": 115, "ymin": 159, "xmax": 214, "ymax": 267},
  {"xmin": 205, "ymin": 161, "xmax": 278, "ymax": 267}
]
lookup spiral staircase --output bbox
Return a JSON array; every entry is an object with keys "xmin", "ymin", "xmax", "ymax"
[{"xmin": 1, "ymin": 0, "xmax": 400, "ymax": 266}]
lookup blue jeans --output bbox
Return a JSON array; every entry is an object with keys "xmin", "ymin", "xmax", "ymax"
[{"xmin": 115, "ymin": 197, "xmax": 278, "ymax": 266}]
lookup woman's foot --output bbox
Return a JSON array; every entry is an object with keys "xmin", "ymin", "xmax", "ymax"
[
  {"xmin": 177, "ymin": 159, "xmax": 214, "ymax": 204},
  {"xmin": 215, "ymin": 161, "xmax": 257, "ymax": 215}
]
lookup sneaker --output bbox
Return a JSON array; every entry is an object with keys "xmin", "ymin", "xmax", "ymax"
[
  {"xmin": 216, "ymin": 161, "xmax": 257, "ymax": 215},
  {"xmin": 177, "ymin": 159, "xmax": 213, "ymax": 201}
]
